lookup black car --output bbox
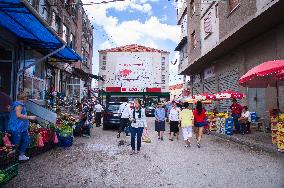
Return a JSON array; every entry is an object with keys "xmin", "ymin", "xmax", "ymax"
[
  {"xmin": 103, "ymin": 102, "xmax": 122, "ymax": 130},
  {"xmin": 145, "ymin": 106, "xmax": 156, "ymax": 117}
]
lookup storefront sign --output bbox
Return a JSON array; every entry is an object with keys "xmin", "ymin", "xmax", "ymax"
[
  {"xmin": 121, "ymin": 87, "xmax": 141, "ymax": 92},
  {"xmin": 204, "ymin": 66, "xmax": 215, "ymax": 80}
]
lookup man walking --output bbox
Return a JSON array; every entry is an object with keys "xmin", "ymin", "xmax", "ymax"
[
  {"xmin": 94, "ymin": 102, "xmax": 103, "ymax": 127},
  {"xmin": 118, "ymin": 97, "xmax": 131, "ymax": 138},
  {"xmin": 155, "ymin": 103, "xmax": 166, "ymax": 140}
]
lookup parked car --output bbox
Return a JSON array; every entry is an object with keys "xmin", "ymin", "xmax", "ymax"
[
  {"xmin": 103, "ymin": 102, "xmax": 122, "ymax": 130},
  {"xmin": 145, "ymin": 106, "xmax": 156, "ymax": 117}
]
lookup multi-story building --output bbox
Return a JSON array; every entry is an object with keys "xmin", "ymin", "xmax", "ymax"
[
  {"xmin": 28, "ymin": 0, "xmax": 93, "ymax": 99},
  {"xmin": 175, "ymin": 0, "xmax": 190, "ymax": 96},
  {"xmin": 98, "ymin": 44, "xmax": 170, "ymax": 103},
  {"xmin": 0, "ymin": 0, "xmax": 93, "ymax": 100},
  {"xmin": 179, "ymin": 0, "xmax": 284, "ymax": 118}
]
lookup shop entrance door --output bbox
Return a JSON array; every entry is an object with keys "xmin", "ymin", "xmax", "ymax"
[{"xmin": 0, "ymin": 45, "xmax": 12, "ymax": 95}]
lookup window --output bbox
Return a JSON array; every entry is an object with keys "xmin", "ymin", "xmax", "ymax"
[
  {"xmin": 161, "ymin": 61, "xmax": 165, "ymax": 70},
  {"xmin": 63, "ymin": 24, "xmax": 69, "ymax": 42},
  {"xmin": 39, "ymin": 0, "xmax": 48, "ymax": 20},
  {"xmin": 102, "ymin": 61, "xmax": 106, "ymax": 65},
  {"xmin": 101, "ymin": 66, "xmax": 106, "ymax": 70},
  {"xmin": 215, "ymin": 3, "xmax": 219, "ymax": 18},
  {"xmin": 191, "ymin": 31, "xmax": 197, "ymax": 49},
  {"xmin": 162, "ymin": 75, "xmax": 165, "ymax": 79},
  {"xmin": 70, "ymin": 33, "xmax": 75, "ymax": 49},
  {"xmin": 204, "ymin": 12, "xmax": 212, "ymax": 37},
  {"xmin": 52, "ymin": 12, "xmax": 60, "ymax": 33},
  {"xmin": 162, "ymin": 80, "xmax": 165, "ymax": 84},
  {"xmin": 190, "ymin": 0, "xmax": 195, "ymax": 16},
  {"xmin": 162, "ymin": 86, "xmax": 166, "ymax": 89},
  {"xmin": 162, "ymin": 57, "xmax": 165, "ymax": 61},
  {"xmin": 229, "ymin": 0, "xmax": 239, "ymax": 11},
  {"xmin": 103, "ymin": 56, "xmax": 106, "ymax": 60}
]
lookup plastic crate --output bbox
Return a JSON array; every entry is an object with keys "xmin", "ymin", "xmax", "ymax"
[
  {"xmin": 0, "ymin": 163, "xmax": 19, "ymax": 186},
  {"xmin": 58, "ymin": 135, "xmax": 73, "ymax": 148},
  {"xmin": 0, "ymin": 150, "xmax": 18, "ymax": 170}
]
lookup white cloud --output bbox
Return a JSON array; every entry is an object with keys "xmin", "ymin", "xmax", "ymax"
[
  {"xmin": 100, "ymin": 40, "xmax": 113, "ymax": 49},
  {"xmin": 160, "ymin": 14, "xmax": 168, "ymax": 22},
  {"xmin": 82, "ymin": 0, "xmax": 179, "ymax": 48}
]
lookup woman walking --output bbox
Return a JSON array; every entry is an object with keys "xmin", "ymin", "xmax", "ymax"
[
  {"xmin": 8, "ymin": 91, "xmax": 37, "ymax": 161},
  {"xmin": 193, "ymin": 101, "xmax": 206, "ymax": 148},
  {"xmin": 179, "ymin": 102, "xmax": 194, "ymax": 147},
  {"xmin": 155, "ymin": 103, "xmax": 166, "ymax": 140},
  {"xmin": 169, "ymin": 101, "xmax": 180, "ymax": 141},
  {"xmin": 130, "ymin": 99, "xmax": 146, "ymax": 154}
]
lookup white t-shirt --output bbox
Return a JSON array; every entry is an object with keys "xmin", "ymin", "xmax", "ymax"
[
  {"xmin": 119, "ymin": 102, "xmax": 131, "ymax": 119},
  {"xmin": 241, "ymin": 111, "xmax": 251, "ymax": 122},
  {"xmin": 94, "ymin": 104, "xmax": 103, "ymax": 113},
  {"xmin": 169, "ymin": 107, "xmax": 180, "ymax": 122}
]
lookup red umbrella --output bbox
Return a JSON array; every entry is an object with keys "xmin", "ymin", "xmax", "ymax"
[
  {"xmin": 239, "ymin": 60, "xmax": 284, "ymax": 108},
  {"xmin": 239, "ymin": 60, "xmax": 284, "ymax": 87},
  {"xmin": 193, "ymin": 93, "xmax": 216, "ymax": 100},
  {"xmin": 215, "ymin": 91, "xmax": 246, "ymax": 100},
  {"xmin": 275, "ymin": 70, "xmax": 284, "ymax": 80}
]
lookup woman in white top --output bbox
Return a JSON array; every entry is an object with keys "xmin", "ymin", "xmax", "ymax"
[
  {"xmin": 130, "ymin": 99, "xmax": 147, "ymax": 154},
  {"xmin": 239, "ymin": 106, "xmax": 251, "ymax": 135},
  {"xmin": 169, "ymin": 101, "xmax": 180, "ymax": 141}
]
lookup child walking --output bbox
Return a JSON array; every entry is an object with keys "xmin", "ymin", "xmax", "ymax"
[{"xmin": 179, "ymin": 102, "xmax": 194, "ymax": 147}]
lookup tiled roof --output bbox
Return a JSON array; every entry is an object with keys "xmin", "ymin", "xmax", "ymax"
[
  {"xmin": 99, "ymin": 44, "xmax": 169, "ymax": 53},
  {"xmin": 169, "ymin": 83, "xmax": 183, "ymax": 90}
]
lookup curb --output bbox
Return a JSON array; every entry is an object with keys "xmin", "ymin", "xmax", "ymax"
[{"xmin": 210, "ymin": 132, "xmax": 284, "ymax": 156}]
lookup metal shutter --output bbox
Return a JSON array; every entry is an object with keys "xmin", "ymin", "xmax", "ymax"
[
  {"xmin": 192, "ymin": 83, "xmax": 202, "ymax": 95},
  {"xmin": 203, "ymin": 76, "xmax": 217, "ymax": 111},
  {"xmin": 218, "ymin": 68, "xmax": 239, "ymax": 112}
]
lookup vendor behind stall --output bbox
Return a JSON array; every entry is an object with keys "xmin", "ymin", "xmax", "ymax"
[
  {"xmin": 230, "ymin": 98, "xmax": 243, "ymax": 134},
  {"xmin": 238, "ymin": 106, "xmax": 251, "ymax": 135},
  {"xmin": 8, "ymin": 91, "xmax": 37, "ymax": 161}
]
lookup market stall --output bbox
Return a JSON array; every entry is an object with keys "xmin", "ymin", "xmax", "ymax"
[{"xmin": 239, "ymin": 60, "xmax": 284, "ymax": 152}]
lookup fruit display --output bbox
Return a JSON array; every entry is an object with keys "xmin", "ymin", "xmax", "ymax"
[
  {"xmin": 216, "ymin": 112, "xmax": 230, "ymax": 118},
  {"xmin": 277, "ymin": 121, "xmax": 284, "ymax": 152}
]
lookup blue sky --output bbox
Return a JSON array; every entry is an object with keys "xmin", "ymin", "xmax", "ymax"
[{"xmin": 82, "ymin": 0, "xmax": 184, "ymax": 85}]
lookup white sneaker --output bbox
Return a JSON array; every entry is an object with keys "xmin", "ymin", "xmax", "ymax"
[{"xmin": 19, "ymin": 155, "xmax": 29, "ymax": 161}]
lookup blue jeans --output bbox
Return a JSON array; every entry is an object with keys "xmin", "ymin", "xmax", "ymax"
[
  {"xmin": 0, "ymin": 112, "xmax": 10, "ymax": 132},
  {"xmin": 10, "ymin": 130, "xmax": 30, "ymax": 155},
  {"xmin": 130, "ymin": 127, "xmax": 144, "ymax": 151},
  {"xmin": 232, "ymin": 114, "xmax": 241, "ymax": 133}
]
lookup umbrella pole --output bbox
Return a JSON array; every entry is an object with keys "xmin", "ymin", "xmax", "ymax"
[{"xmin": 276, "ymin": 81, "xmax": 279, "ymax": 110}]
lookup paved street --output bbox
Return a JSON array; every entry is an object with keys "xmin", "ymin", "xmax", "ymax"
[{"xmin": 5, "ymin": 118, "xmax": 284, "ymax": 188}]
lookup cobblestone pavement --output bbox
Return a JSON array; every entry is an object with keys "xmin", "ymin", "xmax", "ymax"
[{"xmin": 5, "ymin": 118, "xmax": 284, "ymax": 188}]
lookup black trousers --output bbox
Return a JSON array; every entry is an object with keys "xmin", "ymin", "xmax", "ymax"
[
  {"xmin": 96, "ymin": 112, "xmax": 102, "ymax": 127},
  {"xmin": 119, "ymin": 118, "xmax": 130, "ymax": 134},
  {"xmin": 240, "ymin": 122, "xmax": 251, "ymax": 134}
]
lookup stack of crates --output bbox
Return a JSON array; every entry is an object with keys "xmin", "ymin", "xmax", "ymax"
[
  {"xmin": 225, "ymin": 118, "xmax": 234, "ymax": 135},
  {"xmin": 216, "ymin": 118, "xmax": 226, "ymax": 134},
  {"xmin": 277, "ymin": 122, "xmax": 284, "ymax": 151},
  {"xmin": 271, "ymin": 116, "xmax": 278, "ymax": 144}
]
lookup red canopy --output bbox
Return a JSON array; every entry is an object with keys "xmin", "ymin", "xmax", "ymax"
[
  {"xmin": 193, "ymin": 93, "xmax": 216, "ymax": 100},
  {"xmin": 215, "ymin": 91, "xmax": 246, "ymax": 100},
  {"xmin": 239, "ymin": 60, "xmax": 284, "ymax": 87}
]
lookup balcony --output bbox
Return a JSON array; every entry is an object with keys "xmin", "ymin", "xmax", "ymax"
[
  {"xmin": 178, "ymin": 57, "xmax": 188, "ymax": 74},
  {"xmin": 177, "ymin": 1, "xmax": 187, "ymax": 25}
]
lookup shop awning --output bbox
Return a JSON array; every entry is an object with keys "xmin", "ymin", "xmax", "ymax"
[
  {"xmin": 0, "ymin": 0, "xmax": 81, "ymax": 61},
  {"xmin": 174, "ymin": 37, "xmax": 187, "ymax": 51}
]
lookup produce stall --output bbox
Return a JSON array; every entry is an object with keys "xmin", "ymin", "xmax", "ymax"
[
  {"xmin": 0, "ymin": 132, "xmax": 18, "ymax": 186},
  {"xmin": 276, "ymin": 113, "xmax": 284, "ymax": 152}
]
